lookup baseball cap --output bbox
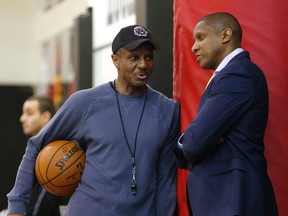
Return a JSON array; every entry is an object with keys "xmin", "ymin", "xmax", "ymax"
[{"xmin": 112, "ymin": 25, "xmax": 160, "ymax": 53}]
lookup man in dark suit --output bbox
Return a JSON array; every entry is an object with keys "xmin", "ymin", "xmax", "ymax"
[{"xmin": 175, "ymin": 12, "xmax": 278, "ymax": 216}]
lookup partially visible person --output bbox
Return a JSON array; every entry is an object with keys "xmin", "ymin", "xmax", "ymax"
[
  {"xmin": 9, "ymin": 96, "xmax": 67, "ymax": 216},
  {"xmin": 175, "ymin": 12, "xmax": 278, "ymax": 215},
  {"xmin": 7, "ymin": 25, "xmax": 179, "ymax": 216},
  {"xmin": 20, "ymin": 96, "xmax": 56, "ymax": 136}
]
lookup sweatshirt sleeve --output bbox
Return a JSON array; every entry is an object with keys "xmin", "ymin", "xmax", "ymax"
[
  {"xmin": 7, "ymin": 90, "xmax": 89, "ymax": 215},
  {"xmin": 155, "ymin": 101, "xmax": 180, "ymax": 216}
]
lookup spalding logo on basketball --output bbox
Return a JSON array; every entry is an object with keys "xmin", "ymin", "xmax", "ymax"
[{"xmin": 35, "ymin": 140, "xmax": 86, "ymax": 196}]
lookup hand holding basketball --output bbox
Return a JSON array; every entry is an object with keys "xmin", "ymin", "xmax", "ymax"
[{"xmin": 35, "ymin": 140, "xmax": 85, "ymax": 196}]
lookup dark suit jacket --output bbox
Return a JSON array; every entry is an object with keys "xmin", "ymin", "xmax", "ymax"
[{"xmin": 176, "ymin": 51, "xmax": 278, "ymax": 216}]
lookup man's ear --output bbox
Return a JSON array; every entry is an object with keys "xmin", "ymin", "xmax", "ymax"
[
  {"xmin": 111, "ymin": 53, "xmax": 120, "ymax": 68},
  {"xmin": 42, "ymin": 111, "xmax": 52, "ymax": 124},
  {"xmin": 222, "ymin": 28, "xmax": 232, "ymax": 44}
]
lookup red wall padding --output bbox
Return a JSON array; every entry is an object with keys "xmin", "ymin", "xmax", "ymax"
[{"xmin": 173, "ymin": 1, "xmax": 288, "ymax": 216}]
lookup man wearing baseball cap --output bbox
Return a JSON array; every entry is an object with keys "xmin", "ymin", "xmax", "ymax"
[{"xmin": 7, "ymin": 24, "xmax": 179, "ymax": 216}]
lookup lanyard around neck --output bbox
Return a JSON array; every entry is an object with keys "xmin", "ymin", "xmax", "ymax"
[{"xmin": 112, "ymin": 80, "xmax": 147, "ymax": 195}]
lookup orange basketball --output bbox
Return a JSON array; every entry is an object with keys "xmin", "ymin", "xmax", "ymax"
[{"xmin": 35, "ymin": 140, "xmax": 85, "ymax": 196}]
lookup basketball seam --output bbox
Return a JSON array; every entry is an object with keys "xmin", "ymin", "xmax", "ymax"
[
  {"xmin": 43, "ymin": 152, "xmax": 85, "ymax": 186},
  {"xmin": 44, "ymin": 141, "xmax": 72, "ymax": 184},
  {"xmin": 36, "ymin": 140, "xmax": 85, "ymax": 196},
  {"xmin": 42, "ymin": 153, "xmax": 85, "ymax": 196}
]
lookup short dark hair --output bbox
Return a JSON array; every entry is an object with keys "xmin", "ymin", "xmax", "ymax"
[
  {"xmin": 26, "ymin": 96, "xmax": 56, "ymax": 117},
  {"xmin": 200, "ymin": 12, "xmax": 242, "ymax": 44}
]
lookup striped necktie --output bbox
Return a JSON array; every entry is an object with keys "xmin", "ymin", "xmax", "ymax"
[{"xmin": 205, "ymin": 71, "xmax": 218, "ymax": 89}]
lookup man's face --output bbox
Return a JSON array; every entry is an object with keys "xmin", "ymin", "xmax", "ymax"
[
  {"xmin": 112, "ymin": 43, "xmax": 155, "ymax": 94},
  {"xmin": 20, "ymin": 100, "xmax": 46, "ymax": 136},
  {"xmin": 192, "ymin": 21, "xmax": 224, "ymax": 70}
]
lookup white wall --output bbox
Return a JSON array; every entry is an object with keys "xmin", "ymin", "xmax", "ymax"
[
  {"xmin": 0, "ymin": 0, "xmax": 36, "ymax": 85},
  {"xmin": 0, "ymin": 0, "xmax": 88, "ymax": 87},
  {"xmin": 91, "ymin": 0, "xmax": 136, "ymax": 86}
]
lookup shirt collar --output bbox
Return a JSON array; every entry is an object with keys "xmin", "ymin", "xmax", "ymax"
[{"xmin": 215, "ymin": 48, "xmax": 244, "ymax": 72}]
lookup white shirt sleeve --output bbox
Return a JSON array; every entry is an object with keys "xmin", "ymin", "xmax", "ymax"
[{"xmin": 177, "ymin": 133, "xmax": 184, "ymax": 149}]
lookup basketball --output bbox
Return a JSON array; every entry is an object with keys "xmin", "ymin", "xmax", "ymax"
[{"xmin": 35, "ymin": 140, "xmax": 86, "ymax": 196}]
